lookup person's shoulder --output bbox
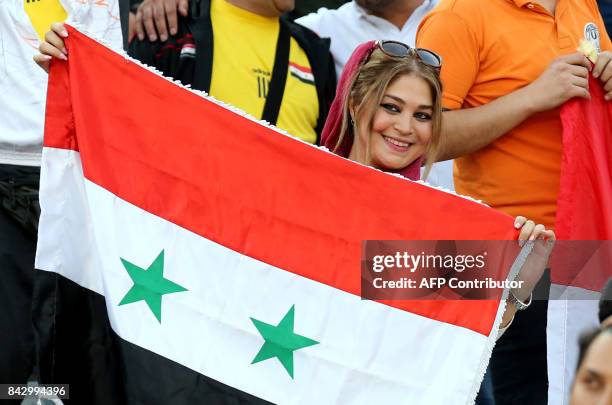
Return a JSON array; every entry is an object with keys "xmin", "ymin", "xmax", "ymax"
[
  {"xmin": 295, "ymin": 1, "xmax": 356, "ymax": 32},
  {"xmin": 585, "ymin": 0, "xmax": 604, "ymax": 12},
  {"xmin": 284, "ymin": 17, "xmax": 332, "ymax": 57},
  {"xmin": 420, "ymin": 0, "xmax": 490, "ymax": 34},
  {"xmin": 426, "ymin": 0, "xmax": 488, "ymax": 18},
  {"xmin": 299, "ymin": 1, "xmax": 356, "ymax": 20},
  {"xmin": 285, "ymin": 17, "xmax": 323, "ymax": 41}
]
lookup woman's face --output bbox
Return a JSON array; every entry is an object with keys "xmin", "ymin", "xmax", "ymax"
[
  {"xmin": 570, "ymin": 332, "xmax": 612, "ymax": 405},
  {"xmin": 352, "ymin": 74, "xmax": 434, "ymax": 171}
]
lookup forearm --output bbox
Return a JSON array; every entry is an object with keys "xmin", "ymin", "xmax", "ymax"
[
  {"xmin": 501, "ymin": 301, "xmax": 517, "ymax": 329},
  {"xmin": 437, "ymin": 86, "xmax": 536, "ymax": 161}
]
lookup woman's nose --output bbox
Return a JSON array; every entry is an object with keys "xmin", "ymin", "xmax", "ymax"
[{"xmin": 393, "ymin": 116, "xmax": 414, "ymax": 135}]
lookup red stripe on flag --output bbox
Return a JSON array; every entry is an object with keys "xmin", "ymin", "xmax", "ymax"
[
  {"xmin": 44, "ymin": 26, "xmax": 518, "ymax": 335},
  {"xmin": 289, "ymin": 62, "xmax": 312, "ymax": 74}
]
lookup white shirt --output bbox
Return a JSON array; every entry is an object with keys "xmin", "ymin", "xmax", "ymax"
[
  {"xmin": 297, "ymin": 0, "xmax": 439, "ymax": 78},
  {"xmin": 0, "ymin": 0, "xmax": 122, "ymax": 166},
  {"xmin": 296, "ymin": 0, "xmax": 455, "ymax": 191}
]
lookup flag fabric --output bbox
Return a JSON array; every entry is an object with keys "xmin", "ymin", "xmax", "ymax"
[
  {"xmin": 547, "ymin": 75, "xmax": 612, "ymax": 405},
  {"xmin": 36, "ymin": 26, "xmax": 521, "ymax": 404}
]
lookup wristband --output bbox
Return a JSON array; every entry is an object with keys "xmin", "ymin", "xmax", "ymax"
[{"xmin": 508, "ymin": 290, "xmax": 532, "ymax": 311}]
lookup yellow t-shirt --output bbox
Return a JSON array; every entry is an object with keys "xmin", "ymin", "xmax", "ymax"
[
  {"xmin": 23, "ymin": 0, "xmax": 67, "ymax": 40},
  {"xmin": 210, "ymin": 0, "xmax": 319, "ymax": 144}
]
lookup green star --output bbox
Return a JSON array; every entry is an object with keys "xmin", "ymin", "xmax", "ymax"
[
  {"xmin": 250, "ymin": 305, "xmax": 319, "ymax": 378},
  {"xmin": 118, "ymin": 250, "xmax": 187, "ymax": 323}
]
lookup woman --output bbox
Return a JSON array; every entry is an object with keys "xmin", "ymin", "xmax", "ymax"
[
  {"xmin": 319, "ymin": 40, "xmax": 555, "ymax": 331},
  {"xmin": 321, "ymin": 41, "xmax": 555, "ymax": 404}
]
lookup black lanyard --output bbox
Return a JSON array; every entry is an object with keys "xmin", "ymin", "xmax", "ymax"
[{"xmin": 190, "ymin": 0, "xmax": 290, "ymax": 126}]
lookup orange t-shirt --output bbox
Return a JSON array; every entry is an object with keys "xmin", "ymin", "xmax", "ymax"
[{"xmin": 417, "ymin": 0, "xmax": 612, "ymax": 228}]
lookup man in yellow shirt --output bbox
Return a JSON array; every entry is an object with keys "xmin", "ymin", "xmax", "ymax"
[{"xmin": 128, "ymin": 0, "xmax": 336, "ymax": 144}]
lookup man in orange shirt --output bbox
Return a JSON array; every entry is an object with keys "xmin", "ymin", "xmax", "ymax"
[{"xmin": 417, "ymin": 0, "xmax": 612, "ymax": 403}]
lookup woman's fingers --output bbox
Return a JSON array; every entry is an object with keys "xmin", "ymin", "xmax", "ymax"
[
  {"xmin": 514, "ymin": 216, "xmax": 527, "ymax": 229},
  {"xmin": 529, "ymin": 224, "xmax": 546, "ymax": 241},
  {"xmin": 50, "ymin": 22, "xmax": 68, "ymax": 38},
  {"xmin": 33, "ymin": 53, "xmax": 52, "ymax": 73},
  {"xmin": 39, "ymin": 41, "xmax": 67, "ymax": 61},
  {"xmin": 43, "ymin": 30, "xmax": 67, "ymax": 56},
  {"xmin": 34, "ymin": 23, "xmax": 68, "ymax": 72},
  {"xmin": 518, "ymin": 219, "xmax": 535, "ymax": 246}
]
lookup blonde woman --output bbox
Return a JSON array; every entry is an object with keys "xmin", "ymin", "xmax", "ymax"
[{"xmin": 321, "ymin": 40, "xmax": 555, "ymax": 332}]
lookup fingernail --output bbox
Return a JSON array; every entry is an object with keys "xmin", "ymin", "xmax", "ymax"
[
  {"xmin": 61, "ymin": 30, "xmax": 68, "ymax": 37},
  {"xmin": 59, "ymin": 53, "xmax": 67, "ymax": 61},
  {"xmin": 62, "ymin": 48, "xmax": 68, "ymax": 55},
  {"xmin": 529, "ymin": 235, "xmax": 535, "ymax": 241},
  {"xmin": 149, "ymin": 35, "xmax": 157, "ymax": 41},
  {"xmin": 515, "ymin": 222, "xmax": 521, "ymax": 229},
  {"xmin": 138, "ymin": 33, "xmax": 144, "ymax": 41},
  {"xmin": 160, "ymin": 34, "xmax": 167, "ymax": 41},
  {"xmin": 519, "ymin": 240, "xmax": 524, "ymax": 247},
  {"xmin": 605, "ymin": 95, "xmax": 610, "ymax": 101},
  {"xmin": 593, "ymin": 70, "xmax": 599, "ymax": 78},
  {"xmin": 170, "ymin": 28, "xmax": 177, "ymax": 35}
]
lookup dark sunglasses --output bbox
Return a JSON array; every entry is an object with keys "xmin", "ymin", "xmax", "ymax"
[{"xmin": 374, "ymin": 40, "xmax": 442, "ymax": 73}]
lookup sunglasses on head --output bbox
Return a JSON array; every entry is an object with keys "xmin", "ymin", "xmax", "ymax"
[{"xmin": 373, "ymin": 40, "xmax": 442, "ymax": 73}]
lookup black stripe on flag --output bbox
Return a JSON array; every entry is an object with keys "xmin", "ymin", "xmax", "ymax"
[
  {"xmin": 289, "ymin": 71, "xmax": 314, "ymax": 85},
  {"xmin": 32, "ymin": 272, "xmax": 272, "ymax": 405}
]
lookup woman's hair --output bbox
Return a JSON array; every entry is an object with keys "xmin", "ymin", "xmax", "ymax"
[
  {"xmin": 599, "ymin": 277, "xmax": 612, "ymax": 323},
  {"xmin": 576, "ymin": 325, "xmax": 612, "ymax": 371},
  {"xmin": 334, "ymin": 47, "xmax": 443, "ymax": 178}
]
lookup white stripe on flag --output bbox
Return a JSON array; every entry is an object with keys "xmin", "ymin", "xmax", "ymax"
[
  {"xmin": 37, "ymin": 148, "xmax": 496, "ymax": 404},
  {"xmin": 547, "ymin": 284, "xmax": 600, "ymax": 405}
]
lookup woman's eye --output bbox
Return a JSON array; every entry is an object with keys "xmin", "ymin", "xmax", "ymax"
[
  {"xmin": 381, "ymin": 103, "xmax": 400, "ymax": 113},
  {"xmin": 583, "ymin": 375, "xmax": 602, "ymax": 391},
  {"xmin": 415, "ymin": 112, "xmax": 432, "ymax": 121}
]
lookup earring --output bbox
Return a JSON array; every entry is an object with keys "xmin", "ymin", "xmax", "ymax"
[{"xmin": 350, "ymin": 118, "xmax": 355, "ymax": 126}]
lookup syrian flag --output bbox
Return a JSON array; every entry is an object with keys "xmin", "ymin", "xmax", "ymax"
[
  {"xmin": 36, "ymin": 26, "xmax": 522, "ymax": 404},
  {"xmin": 289, "ymin": 62, "xmax": 314, "ymax": 85},
  {"xmin": 547, "ymin": 75, "xmax": 612, "ymax": 405}
]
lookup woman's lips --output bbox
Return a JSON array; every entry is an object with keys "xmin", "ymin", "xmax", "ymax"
[{"xmin": 383, "ymin": 135, "xmax": 411, "ymax": 152}]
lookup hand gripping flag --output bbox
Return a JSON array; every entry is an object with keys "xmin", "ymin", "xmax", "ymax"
[
  {"xmin": 547, "ymin": 75, "xmax": 612, "ymax": 405},
  {"xmin": 36, "ymin": 26, "xmax": 524, "ymax": 404}
]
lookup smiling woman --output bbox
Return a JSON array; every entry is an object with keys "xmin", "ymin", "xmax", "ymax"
[
  {"xmin": 319, "ymin": 40, "xmax": 557, "ymax": 339},
  {"xmin": 321, "ymin": 40, "xmax": 442, "ymax": 180}
]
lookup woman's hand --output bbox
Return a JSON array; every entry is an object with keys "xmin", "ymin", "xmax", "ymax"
[
  {"xmin": 513, "ymin": 215, "xmax": 556, "ymax": 302},
  {"xmin": 499, "ymin": 216, "xmax": 555, "ymax": 331},
  {"xmin": 33, "ymin": 23, "xmax": 69, "ymax": 73}
]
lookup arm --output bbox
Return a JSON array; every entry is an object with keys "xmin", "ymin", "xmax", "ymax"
[
  {"xmin": 417, "ymin": 12, "xmax": 592, "ymax": 161},
  {"xmin": 499, "ymin": 216, "xmax": 555, "ymax": 330},
  {"xmin": 438, "ymin": 53, "xmax": 592, "ymax": 161}
]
